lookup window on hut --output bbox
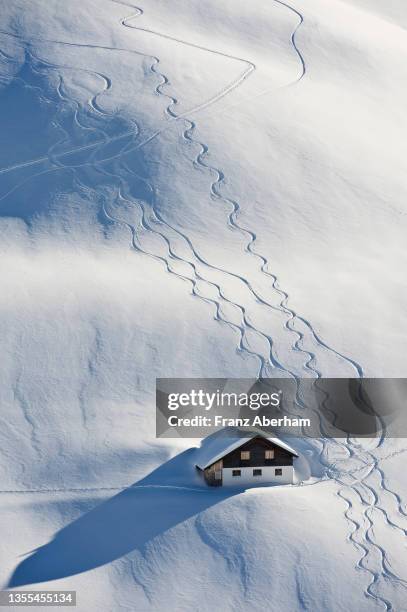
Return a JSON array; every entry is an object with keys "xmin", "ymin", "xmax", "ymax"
[
  {"xmin": 265, "ymin": 450, "xmax": 274, "ymax": 459},
  {"xmin": 232, "ymin": 470, "xmax": 241, "ymax": 477},
  {"xmin": 241, "ymin": 451, "xmax": 250, "ymax": 460},
  {"xmin": 253, "ymin": 469, "xmax": 262, "ymax": 476},
  {"xmin": 275, "ymin": 468, "xmax": 283, "ymax": 476}
]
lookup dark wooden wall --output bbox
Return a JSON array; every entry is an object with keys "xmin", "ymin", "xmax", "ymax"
[
  {"xmin": 221, "ymin": 436, "xmax": 293, "ymax": 469},
  {"xmin": 203, "ymin": 460, "xmax": 223, "ymax": 486}
]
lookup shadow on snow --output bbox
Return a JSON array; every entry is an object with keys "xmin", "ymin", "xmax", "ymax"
[{"xmin": 7, "ymin": 446, "xmax": 240, "ymax": 588}]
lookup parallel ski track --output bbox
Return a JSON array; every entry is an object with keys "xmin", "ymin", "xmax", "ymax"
[
  {"xmin": 109, "ymin": 5, "xmax": 407, "ymax": 608},
  {"xmin": 0, "ymin": 0, "xmax": 254, "ymax": 177},
  {"xmin": 103, "ymin": 10, "xmax": 407, "ymax": 609},
  {"xmin": 0, "ymin": 0, "xmax": 306, "ymax": 175}
]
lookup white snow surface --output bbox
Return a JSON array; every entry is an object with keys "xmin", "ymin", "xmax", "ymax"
[{"xmin": 0, "ymin": 1, "xmax": 407, "ymax": 610}]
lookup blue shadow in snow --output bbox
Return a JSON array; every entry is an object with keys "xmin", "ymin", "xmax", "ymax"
[
  {"xmin": 0, "ymin": 48, "xmax": 145, "ymax": 223},
  {"xmin": 7, "ymin": 448, "xmax": 238, "ymax": 588}
]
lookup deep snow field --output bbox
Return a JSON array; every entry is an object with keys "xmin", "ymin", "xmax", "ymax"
[{"xmin": 0, "ymin": 1, "xmax": 407, "ymax": 610}]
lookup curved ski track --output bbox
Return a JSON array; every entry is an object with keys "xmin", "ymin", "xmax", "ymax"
[
  {"xmin": 0, "ymin": 0, "xmax": 306, "ymax": 176},
  {"xmin": 107, "ymin": 5, "xmax": 407, "ymax": 608}
]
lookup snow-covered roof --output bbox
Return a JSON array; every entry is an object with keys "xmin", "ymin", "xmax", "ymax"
[{"xmin": 195, "ymin": 427, "xmax": 299, "ymax": 470}]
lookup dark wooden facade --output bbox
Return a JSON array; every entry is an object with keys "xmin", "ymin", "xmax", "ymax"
[
  {"xmin": 202, "ymin": 459, "xmax": 223, "ymax": 487},
  {"xmin": 201, "ymin": 436, "xmax": 294, "ymax": 486}
]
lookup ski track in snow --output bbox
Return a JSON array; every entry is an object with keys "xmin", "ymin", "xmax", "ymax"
[
  {"xmin": 273, "ymin": 0, "xmax": 306, "ymax": 80},
  {"xmin": 118, "ymin": 2, "xmax": 256, "ymax": 116},
  {"xmin": 108, "ymin": 18, "xmax": 407, "ymax": 605},
  {"xmin": 0, "ymin": 0, "xmax": 255, "ymax": 177},
  {"xmin": 0, "ymin": 0, "xmax": 306, "ymax": 176},
  {"xmin": 1, "ymin": 2, "xmax": 406, "ymax": 609}
]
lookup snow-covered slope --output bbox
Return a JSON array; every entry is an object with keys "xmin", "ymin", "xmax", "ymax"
[{"xmin": 0, "ymin": 1, "xmax": 406, "ymax": 610}]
